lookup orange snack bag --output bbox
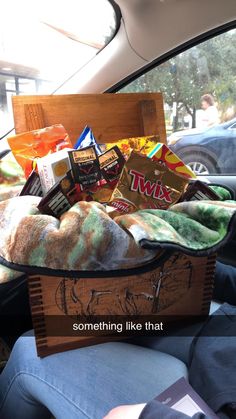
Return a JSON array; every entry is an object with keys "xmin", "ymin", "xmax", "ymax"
[{"xmin": 8, "ymin": 124, "xmax": 72, "ymax": 178}]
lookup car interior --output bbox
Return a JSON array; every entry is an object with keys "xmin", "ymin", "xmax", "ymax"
[{"xmin": 0, "ymin": 0, "xmax": 236, "ymax": 418}]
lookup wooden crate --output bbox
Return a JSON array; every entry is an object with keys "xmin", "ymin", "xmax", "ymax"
[
  {"xmin": 12, "ymin": 93, "xmax": 215, "ymax": 357},
  {"xmin": 28, "ymin": 252, "xmax": 216, "ymax": 357}
]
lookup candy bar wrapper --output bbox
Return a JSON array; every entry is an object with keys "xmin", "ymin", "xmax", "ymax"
[
  {"xmin": 110, "ymin": 152, "xmax": 189, "ymax": 214},
  {"xmin": 105, "ymin": 135, "xmax": 159, "ymax": 160},
  {"xmin": 20, "ymin": 170, "xmax": 43, "ymax": 197},
  {"xmin": 148, "ymin": 143, "xmax": 196, "ymax": 179},
  {"xmin": 37, "ymin": 149, "xmax": 72, "ymax": 194},
  {"xmin": 38, "ymin": 171, "xmax": 81, "ymax": 218},
  {"xmin": 180, "ymin": 180, "xmax": 220, "ymax": 202},
  {"xmin": 105, "ymin": 205, "xmax": 122, "ymax": 219},
  {"xmin": 68, "ymin": 146, "xmax": 101, "ymax": 187},
  {"xmin": 99, "ymin": 146, "xmax": 125, "ymax": 183},
  {"xmin": 77, "ymin": 179, "xmax": 117, "ymax": 204},
  {"xmin": 74, "ymin": 126, "xmax": 102, "ymax": 155}
]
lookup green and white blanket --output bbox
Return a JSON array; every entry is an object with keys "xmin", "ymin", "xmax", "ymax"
[{"xmin": 0, "ymin": 184, "xmax": 235, "ymax": 282}]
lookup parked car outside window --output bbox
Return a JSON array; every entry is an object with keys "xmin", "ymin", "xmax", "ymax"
[{"xmin": 119, "ymin": 29, "xmax": 236, "ymax": 175}]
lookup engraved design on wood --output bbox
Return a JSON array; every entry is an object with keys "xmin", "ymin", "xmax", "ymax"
[{"xmin": 55, "ymin": 253, "xmax": 193, "ymax": 317}]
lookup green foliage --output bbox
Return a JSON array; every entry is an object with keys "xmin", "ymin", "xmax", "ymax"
[{"xmin": 120, "ymin": 29, "xmax": 236, "ymax": 127}]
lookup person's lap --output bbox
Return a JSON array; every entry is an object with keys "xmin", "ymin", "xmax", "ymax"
[
  {"xmin": 0, "ymin": 333, "xmax": 188, "ymax": 419},
  {"xmin": 0, "ymin": 301, "xmax": 222, "ymax": 419},
  {"xmin": 132, "ymin": 301, "xmax": 221, "ymax": 364}
]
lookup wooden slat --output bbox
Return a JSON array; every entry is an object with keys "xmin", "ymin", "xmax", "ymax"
[
  {"xmin": 12, "ymin": 93, "xmax": 167, "ymax": 145},
  {"xmin": 139, "ymin": 100, "xmax": 159, "ymax": 136},
  {"xmin": 24, "ymin": 104, "xmax": 45, "ymax": 131}
]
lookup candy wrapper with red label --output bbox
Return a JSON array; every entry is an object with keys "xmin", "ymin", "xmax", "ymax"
[
  {"xmin": 98, "ymin": 146, "xmax": 125, "ymax": 184},
  {"xmin": 110, "ymin": 152, "xmax": 189, "ymax": 214},
  {"xmin": 68, "ymin": 146, "xmax": 101, "ymax": 187}
]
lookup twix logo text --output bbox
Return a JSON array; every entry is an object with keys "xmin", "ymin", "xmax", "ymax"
[{"xmin": 129, "ymin": 169, "xmax": 172, "ymax": 203}]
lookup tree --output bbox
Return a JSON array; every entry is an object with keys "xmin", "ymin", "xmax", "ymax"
[{"xmin": 121, "ymin": 29, "xmax": 236, "ymax": 129}]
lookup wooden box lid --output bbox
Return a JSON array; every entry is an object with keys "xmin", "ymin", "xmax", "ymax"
[{"xmin": 12, "ymin": 93, "xmax": 167, "ymax": 145}]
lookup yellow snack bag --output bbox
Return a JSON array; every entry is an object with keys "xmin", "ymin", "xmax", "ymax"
[{"xmin": 104, "ymin": 135, "xmax": 159, "ymax": 159}]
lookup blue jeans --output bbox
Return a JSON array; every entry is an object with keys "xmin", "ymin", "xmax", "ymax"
[
  {"xmin": 0, "ymin": 303, "xmax": 220, "ymax": 419},
  {"xmin": 0, "ymin": 334, "xmax": 188, "ymax": 419}
]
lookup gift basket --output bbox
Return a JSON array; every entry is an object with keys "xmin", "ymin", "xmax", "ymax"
[{"xmin": 0, "ymin": 93, "xmax": 235, "ymax": 357}]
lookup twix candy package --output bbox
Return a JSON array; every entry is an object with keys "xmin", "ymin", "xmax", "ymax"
[
  {"xmin": 68, "ymin": 146, "xmax": 101, "ymax": 187},
  {"xmin": 148, "ymin": 143, "xmax": 196, "ymax": 179},
  {"xmin": 110, "ymin": 152, "xmax": 189, "ymax": 214}
]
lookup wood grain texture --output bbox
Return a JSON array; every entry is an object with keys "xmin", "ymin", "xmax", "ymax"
[
  {"xmin": 139, "ymin": 100, "xmax": 159, "ymax": 136},
  {"xmin": 24, "ymin": 104, "xmax": 45, "ymax": 131},
  {"xmin": 28, "ymin": 252, "xmax": 216, "ymax": 357},
  {"xmin": 12, "ymin": 93, "xmax": 167, "ymax": 145}
]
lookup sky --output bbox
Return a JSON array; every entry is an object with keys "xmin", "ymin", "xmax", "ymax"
[{"xmin": 0, "ymin": 0, "xmax": 115, "ymax": 81}]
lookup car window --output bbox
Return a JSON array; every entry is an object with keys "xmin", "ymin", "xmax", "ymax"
[
  {"xmin": 119, "ymin": 28, "xmax": 236, "ymax": 176},
  {"xmin": 0, "ymin": 0, "xmax": 117, "ymax": 138}
]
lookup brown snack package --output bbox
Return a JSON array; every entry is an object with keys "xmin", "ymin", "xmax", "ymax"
[
  {"xmin": 68, "ymin": 146, "xmax": 101, "ymax": 187},
  {"xmin": 20, "ymin": 170, "xmax": 43, "ymax": 197},
  {"xmin": 38, "ymin": 171, "xmax": 82, "ymax": 218},
  {"xmin": 74, "ymin": 179, "xmax": 115, "ymax": 204},
  {"xmin": 99, "ymin": 146, "xmax": 125, "ymax": 183},
  {"xmin": 179, "ymin": 180, "xmax": 220, "ymax": 202},
  {"xmin": 90, "ymin": 179, "xmax": 117, "ymax": 203},
  {"xmin": 105, "ymin": 205, "xmax": 122, "ymax": 219},
  {"xmin": 110, "ymin": 152, "xmax": 189, "ymax": 213}
]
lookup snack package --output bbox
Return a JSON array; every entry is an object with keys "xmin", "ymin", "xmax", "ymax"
[
  {"xmin": 105, "ymin": 135, "xmax": 159, "ymax": 160},
  {"xmin": 37, "ymin": 149, "xmax": 72, "ymax": 194},
  {"xmin": 38, "ymin": 171, "xmax": 81, "ymax": 218},
  {"xmin": 148, "ymin": 143, "xmax": 196, "ymax": 179},
  {"xmin": 72, "ymin": 146, "xmax": 125, "ymax": 203},
  {"xmin": 20, "ymin": 170, "xmax": 43, "ymax": 197},
  {"xmin": 68, "ymin": 146, "xmax": 101, "ymax": 187},
  {"xmin": 110, "ymin": 152, "xmax": 189, "ymax": 214},
  {"xmin": 89, "ymin": 179, "xmax": 117, "ymax": 203},
  {"xmin": 0, "ymin": 152, "xmax": 25, "ymax": 186},
  {"xmin": 74, "ymin": 126, "xmax": 102, "ymax": 155},
  {"xmin": 180, "ymin": 180, "xmax": 220, "ymax": 202},
  {"xmin": 99, "ymin": 146, "xmax": 125, "ymax": 184},
  {"xmin": 8, "ymin": 124, "xmax": 72, "ymax": 178}
]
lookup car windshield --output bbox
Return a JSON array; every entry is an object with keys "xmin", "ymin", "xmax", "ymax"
[{"xmin": 0, "ymin": 0, "xmax": 117, "ymax": 138}]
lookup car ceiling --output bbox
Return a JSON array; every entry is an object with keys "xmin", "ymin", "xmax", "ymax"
[{"xmin": 56, "ymin": 0, "xmax": 236, "ymax": 94}]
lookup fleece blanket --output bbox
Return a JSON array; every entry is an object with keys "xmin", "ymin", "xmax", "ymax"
[{"xmin": 0, "ymin": 185, "xmax": 236, "ymax": 281}]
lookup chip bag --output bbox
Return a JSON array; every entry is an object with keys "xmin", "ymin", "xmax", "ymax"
[
  {"xmin": 74, "ymin": 126, "xmax": 102, "ymax": 155},
  {"xmin": 0, "ymin": 152, "xmax": 25, "ymax": 186},
  {"xmin": 8, "ymin": 124, "xmax": 72, "ymax": 178},
  {"xmin": 148, "ymin": 143, "xmax": 196, "ymax": 179},
  {"xmin": 105, "ymin": 135, "xmax": 159, "ymax": 159}
]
